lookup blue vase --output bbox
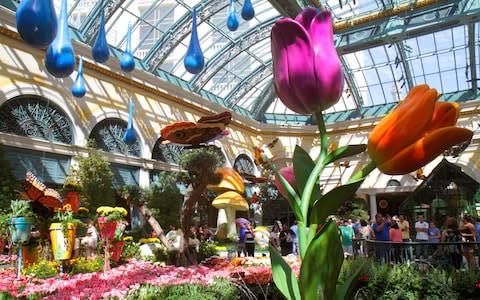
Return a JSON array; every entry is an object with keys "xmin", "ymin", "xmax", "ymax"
[
  {"xmin": 71, "ymin": 57, "xmax": 86, "ymax": 98},
  {"xmin": 184, "ymin": 9, "xmax": 204, "ymax": 74},
  {"xmin": 227, "ymin": 0, "xmax": 239, "ymax": 31},
  {"xmin": 241, "ymin": 0, "xmax": 255, "ymax": 21},
  {"xmin": 123, "ymin": 97, "xmax": 137, "ymax": 144},
  {"xmin": 120, "ymin": 24, "xmax": 135, "ymax": 72},
  {"xmin": 16, "ymin": 0, "xmax": 57, "ymax": 48},
  {"xmin": 9, "ymin": 217, "xmax": 33, "ymax": 244},
  {"xmin": 92, "ymin": 10, "xmax": 110, "ymax": 63},
  {"xmin": 44, "ymin": 0, "xmax": 75, "ymax": 78}
]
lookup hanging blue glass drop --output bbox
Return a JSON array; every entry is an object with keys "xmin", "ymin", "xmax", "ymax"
[
  {"xmin": 44, "ymin": 0, "xmax": 75, "ymax": 78},
  {"xmin": 71, "ymin": 57, "xmax": 86, "ymax": 98},
  {"xmin": 241, "ymin": 0, "xmax": 255, "ymax": 21},
  {"xmin": 123, "ymin": 97, "xmax": 137, "ymax": 144},
  {"xmin": 184, "ymin": 9, "xmax": 204, "ymax": 74},
  {"xmin": 16, "ymin": 0, "xmax": 57, "ymax": 48},
  {"xmin": 227, "ymin": 0, "xmax": 239, "ymax": 31},
  {"xmin": 92, "ymin": 10, "xmax": 110, "ymax": 63},
  {"xmin": 120, "ymin": 24, "xmax": 135, "ymax": 72}
]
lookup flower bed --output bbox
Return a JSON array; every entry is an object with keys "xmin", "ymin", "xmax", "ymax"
[{"xmin": 0, "ymin": 255, "xmax": 298, "ymax": 299}]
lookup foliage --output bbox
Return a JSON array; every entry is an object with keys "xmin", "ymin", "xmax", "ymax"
[
  {"xmin": 197, "ymin": 241, "xmax": 218, "ymax": 263},
  {"xmin": 22, "ymin": 259, "xmax": 59, "ymax": 279},
  {"xmin": 70, "ymin": 256, "xmax": 103, "ymax": 274},
  {"xmin": 121, "ymin": 240, "xmax": 141, "ymax": 260},
  {"xmin": 51, "ymin": 204, "xmax": 84, "ymax": 233},
  {"xmin": 62, "ymin": 167, "xmax": 81, "ymax": 193},
  {"xmin": 125, "ymin": 279, "xmax": 239, "ymax": 300},
  {"xmin": 0, "ymin": 148, "xmax": 17, "ymax": 211},
  {"xmin": 337, "ymin": 197, "xmax": 370, "ymax": 222},
  {"xmin": 121, "ymin": 185, "xmax": 144, "ymax": 206},
  {"xmin": 144, "ymin": 172, "xmax": 182, "ymax": 229},
  {"xmin": 9, "ymin": 200, "xmax": 35, "ymax": 218},
  {"xmin": 449, "ymin": 269, "xmax": 479, "ymax": 296},
  {"xmin": 178, "ymin": 147, "xmax": 223, "ymax": 184},
  {"xmin": 77, "ymin": 145, "xmax": 115, "ymax": 212},
  {"xmin": 0, "ymin": 210, "xmax": 10, "ymax": 237}
]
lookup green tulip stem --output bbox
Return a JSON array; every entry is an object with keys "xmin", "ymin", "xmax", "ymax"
[
  {"xmin": 298, "ymin": 111, "xmax": 329, "ymax": 258},
  {"xmin": 347, "ymin": 160, "xmax": 377, "ymax": 184}
]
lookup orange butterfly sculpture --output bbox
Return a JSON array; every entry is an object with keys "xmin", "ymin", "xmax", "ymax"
[{"xmin": 24, "ymin": 172, "xmax": 63, "ymax": 210}]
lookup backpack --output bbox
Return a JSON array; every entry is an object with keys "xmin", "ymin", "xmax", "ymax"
[{"xmin": 444, "ymin": 229, "xmax": 462, "ymax": 255}]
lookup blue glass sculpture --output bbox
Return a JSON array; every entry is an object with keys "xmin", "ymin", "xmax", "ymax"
[
  {"xmin": 241, "ymin": 0, "xmax": 255, "ymax": 21},
  {"xmin": 123, "ymin": 97, "xmax": 137, "ymax": 144},
  {"xmin": 16, "ymin": 0, "xmax": 57, "ymax": 48},
  {"xmin": 227, "ymin": 0, "xmax": 239, "ymax": 31},
  {"xmin": 44, "ymin": 0, "xmax": 75, "ymax": 78},
  {"xmin": 71, "ymin": 57, "xmax": 86, "ymax": 98},
  {"xmin": 120, "ymin": 24, "xmax": 135, "ymax": 72},
  {"xmin": 92, "ymin": 10, "xmax": 110, "ymax": 63},
  {"xmin": 184, "ymin": 9, "xmax": 204, "ymax": 74}
]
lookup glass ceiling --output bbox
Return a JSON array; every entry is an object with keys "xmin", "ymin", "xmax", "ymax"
[{"xmin": 4, "ymin": 0, "xmax": 480, "ymax": 125}]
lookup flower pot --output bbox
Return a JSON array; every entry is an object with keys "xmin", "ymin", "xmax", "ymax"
[
  {"xmin": 22, "ymin": 245, "xmax": 40, "ymax": 268},
  {"xmin": 97, "ymin": 217, "xmax": 116, "ymax": 240},
  {"xmin": 9, "ymin": 217, "xmax": 33, "ymax": 244},
  {"xmin": 49, "ymin": 223, "xmax": 76, "ymax": 260},
  {"xmin": 64, "ymin": 191, "xmax": 80, "ymax": 213},
  {"xmin": 110, "ymin": 240, "xmax": 124, "ymax": 262}
]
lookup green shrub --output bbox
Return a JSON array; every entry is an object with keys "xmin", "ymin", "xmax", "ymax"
[
  {"xmin": 125, "ymin": 279, "xmax": 239, "ymax": 300},
  {"xmin": 121, "ymin": 240, "xmax": 141, "ymax": 260},
  {"xmin": 197, "ymin": 241, "xmax": 218, "ymax": 263},
  {"xmin": 70, "ymin": 256, "xmax": 103, "ymax": 274},
  {"xmin": 22, "ymin": 259, "xmax": 59, "ymax": 279}
]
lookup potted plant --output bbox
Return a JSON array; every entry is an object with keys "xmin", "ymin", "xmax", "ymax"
[
  {"xmin": 62, "ymin": 169, "xmax": 82, "ymax": 213},
  {"xmin": 49, "ymin": 204, "xmax": 82, "ymax": 260},
  {"xmin": 110, "ymin": 222, "xmax": 127, "ymax": 262},
  {"xmin": 8, "ymin": 200, "xmax": 35, "ymax": 244}
]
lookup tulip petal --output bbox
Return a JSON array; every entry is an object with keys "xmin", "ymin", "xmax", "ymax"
[
  {"xmin": 368, "ymin": 85, "xmax": 437, "ymax": 165},
  {"xmin": 310, "ymin": 10, "xmax": 344, "ymax": 110},
  {"xmin": 271, "ymin": 18, "xmax": 319, "ymax": 114},
  {"xmin": 377, "ymin": 127, "xmax": 473, "ymax": 175},
  {"xmin": 425, "ymin": 102, "xmax": 460, "ymax": 133},
  {"xmin": 295, "ymin": 7, "xmax": 318, "ymax": 31}
]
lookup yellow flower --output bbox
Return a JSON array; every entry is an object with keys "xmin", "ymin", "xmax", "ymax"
[{"xmin": 123, "ymin": 236, "xmax": 133, "ymax": 241}]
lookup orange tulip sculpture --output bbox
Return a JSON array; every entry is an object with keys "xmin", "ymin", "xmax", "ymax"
[{"xmin": 368, "ymin": 84, "xmax": 473, "ymax": 175}]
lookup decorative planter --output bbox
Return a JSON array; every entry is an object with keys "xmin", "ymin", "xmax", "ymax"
[
  {"xmin": 49, "ymin": 223, "xmax": 76, "ymax": 260},
  {"xmin": 110, "ymin": 240, "xmax": 124, "ymax": 262},
  {"xmin": 97, "ymin": 217, "xmax": 116, "ymax": 240},
  {"xmin": 9, "ymin": 217, "xmax": 33, "ymax": 244},
  {"xmin": 64, "ymin": 191, "xmax": 80, "ymax": 213}
]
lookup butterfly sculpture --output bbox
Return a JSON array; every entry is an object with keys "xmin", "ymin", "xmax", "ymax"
[{"xmin": 24, "ymin": 172, "xmax": 62, "ymax": 209}]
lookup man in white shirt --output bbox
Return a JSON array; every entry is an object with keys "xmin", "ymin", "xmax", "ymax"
[
  {"xmin": 290, "ymin": 220, "xmax": 299, "ymax": 256},
  {"xmin": 415, "ymin": 215, "xmax": 429, "ymax": 259}
]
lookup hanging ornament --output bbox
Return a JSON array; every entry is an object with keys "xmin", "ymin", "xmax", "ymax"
[
  {"xmin": 241, "ymin": 0, "xmax": 255, "ymax": 21},
  {"xmin": 92, "ymin": 10, "xmax": 110, "ymax": 63},
  {"xmin": 120, "ymin": 24, "xmax": 135, "ymax": 72},
  {"xmin": 123, "ymin": 97, "xmax": 137, "ymax": 144},
  {"xmin": 227, "ymin": 0, "xmax": 239, "ymax": 31},
  {"xmin": 184, "ymin": 8, "xmax": 204, "ymax": 74},
  {"xmin": 71, "ymin": 57, "xmax": 86, "ymax": 98},
  {"xmin": 44, "ymin": 0, "xmax": 75, "ymax": 78},
  {"xmin": 16, "ymin": 0, "xmax": 57, "ymax": 48}
]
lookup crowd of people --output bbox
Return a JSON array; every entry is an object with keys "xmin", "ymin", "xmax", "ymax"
[{"xmin": 337, "ymin": 213, "xmax": 480, "ymax": 270}]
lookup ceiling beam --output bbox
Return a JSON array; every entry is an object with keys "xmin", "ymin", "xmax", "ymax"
[
  {"xmin": 252, "ymin": 80, "xmax": 276, "ymax": 120},
  {"xmin": 80, "ymin": 0, "xmax": 126, "ymax": 45},
  {"xmin": 468, "ymin": 23, "xmax": 478, "ymax": 91},
  {"xmin": 267, "ymin": 0, "xmax": 304, "ymax": 18}
]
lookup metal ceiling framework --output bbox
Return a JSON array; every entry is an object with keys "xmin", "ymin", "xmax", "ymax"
[{"xmin": 3, "ymin": 0, "xmax": 479, "ymax": 125}]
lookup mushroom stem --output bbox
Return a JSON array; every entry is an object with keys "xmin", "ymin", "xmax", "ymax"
[
  {"xmin": 216, "ymin": 208, "xmax": 228, "ymax": 237},
  {"xmin": 225, "ymin": 206, "xmax": 237, "ymax": 239}
]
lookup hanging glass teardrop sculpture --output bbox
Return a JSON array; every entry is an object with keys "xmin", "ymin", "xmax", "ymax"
[
  {"xmin": 71, "ymin": 57, "xmax": 86, "ymax": 98},
  {"xmin": 16, "ymin": 0, "xmax": 57, "ymax": 48},
  {"xmin": 184, "ymin": 8, "xmax": 204, "ymax": 74},
  {"xmin": 92, "ymin": 10, "xmax": 110, "ymax": 63},
  {"xmin": 123, "ymin": 97, "xmax": 137, "ymax": 144},
  {"xmin": 44, "ymin": 0, "xmax": 75, "ymax": 78},
  {"xmin": 120, "ymin": 24, "xmax": 135, "ymax": 72},
  {"xmin": 227, "ymin": 0, "xmax": 239, "ymax": 32},
  {"xmin": 241, "ymin": 0, "xmax": 255, "ymax": 21}
]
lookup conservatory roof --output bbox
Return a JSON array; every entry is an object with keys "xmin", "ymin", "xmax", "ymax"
[{"xmin": 2, "ymin": 0, "xmax": 479, "ymax": 125}]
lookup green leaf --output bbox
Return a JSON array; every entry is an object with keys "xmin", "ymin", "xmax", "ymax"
[
  {"xmin": 293, "ymin": 145, "xmax": 320, "ymax": 207},
  {"xmin": 269, "ymin": 244, "xmax": 301, "ymax": 300},
  {"xmin": 335, "ymin": 259, "xmax": 368, "ymax": 300},
  {"xmin": 299, "ymin": 222, "xmax": 344, "ymax": 300},
  {"xmin": 310, "ymin": 176, "xmax": 365, "ymax": 225},
  {"xmin": 325, "ymin": 144, "xmax": 366, "ymax": 165}
]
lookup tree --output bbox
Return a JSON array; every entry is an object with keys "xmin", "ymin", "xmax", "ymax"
[
  {"xmin": 176, "ymin": 147, "xmax": 223, "ymax": 266},
  {"xmin": 77, "ymin": 145, "xmax": 115, "ymax": 212},
  {"xmin": 0, "ymin": 148, "xmax": 18, "ymax": 210}
]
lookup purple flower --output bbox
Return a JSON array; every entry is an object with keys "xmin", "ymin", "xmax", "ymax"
[{"xmin": 271, "ymin": 8, "xmax": 344, "ymax": 114}]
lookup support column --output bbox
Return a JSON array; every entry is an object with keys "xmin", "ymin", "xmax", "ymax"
[
  {"xmin": 139, "ymin": 168, "xmax": 150, "ymax": 189},
  {"xmin": 369, "ymin": 193, "xmax": 377, "ymax": 222}
]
